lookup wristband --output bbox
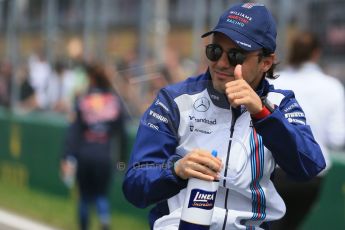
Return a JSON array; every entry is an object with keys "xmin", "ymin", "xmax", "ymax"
[{"xmin": 251, "ymin": 106, "xmax": 271, "ymax": 119}]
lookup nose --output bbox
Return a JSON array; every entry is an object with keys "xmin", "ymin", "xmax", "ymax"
[{"xmin": 216, "ymin": 51, "xmax": 231, "ymax": 69}]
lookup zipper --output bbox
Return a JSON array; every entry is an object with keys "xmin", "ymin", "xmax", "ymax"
[{"xmin": 222, "ymin": 108, "xmax": 240, "ymax": 230}]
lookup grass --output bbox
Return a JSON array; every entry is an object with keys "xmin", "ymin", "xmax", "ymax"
[{"xmin": 0, "ymin": 179, "xmax": 149, "ymax": 230}]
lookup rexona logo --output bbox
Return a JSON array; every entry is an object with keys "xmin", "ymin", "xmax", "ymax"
[{"xmin": 188, "ymin": 189, "xmax": 216, "ymax": 210}]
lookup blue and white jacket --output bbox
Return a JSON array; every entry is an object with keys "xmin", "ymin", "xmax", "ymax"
[{"xmin": 122, "ymin": 71, "xmax": 325, "ymax": 230}]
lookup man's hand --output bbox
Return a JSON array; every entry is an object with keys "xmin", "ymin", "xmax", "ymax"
[
  {"xmin": 174, "ymin": 149, "xmax": 222, "ymax": 181},
  {"xmin": 225, "ymin": 65, "xmax": 263, "ymax": 114}
]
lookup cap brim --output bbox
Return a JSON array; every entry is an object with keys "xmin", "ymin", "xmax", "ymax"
[{"xmin": 201, "ymin": 28, "xmax": 262, "ymax": 51}]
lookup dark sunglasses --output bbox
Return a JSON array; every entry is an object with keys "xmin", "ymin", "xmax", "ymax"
[{"xmin": 205, "ymin": 44, "xmax": 260, "ymax": 66}]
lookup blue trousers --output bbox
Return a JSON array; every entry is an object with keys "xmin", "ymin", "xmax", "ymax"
[{"xmin": 79, "ymin": 194, "xmax": 110, "ymax": 230}]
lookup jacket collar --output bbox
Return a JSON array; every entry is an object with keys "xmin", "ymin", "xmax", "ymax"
[{"xmin": 255, "ymin": 76, "xmax": 270, "ymax": 98}]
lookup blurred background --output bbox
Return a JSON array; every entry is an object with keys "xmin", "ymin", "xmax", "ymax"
[{"xmin": 0, "ymin": 0, "xmax": 344, "ymax": 229}]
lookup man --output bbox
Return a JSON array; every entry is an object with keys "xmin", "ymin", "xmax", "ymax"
[
  {"xmin": 270, "ymin": 31, "xmax": 345, "ymax": 230},
  {"xmin": 123, "ymin": 3, "xmax": 326, "ymax": 229}
]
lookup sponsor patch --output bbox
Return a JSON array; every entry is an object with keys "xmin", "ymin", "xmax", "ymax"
[
  {"xmin": 284, "ymin": 112, "xmax": 305, "ymax": 118},
  {"xmin": 229, "ymin": 11, "xmax": 252, "ymax": 21},
  {"xmin": 194, "ymin": 128, "xmax": 212, "ymax": 134},
  {"xmin": 236, "ymin": 40, "xmax": 252, "ymax": 48},
  {"xmin": 189, "ymin": 124, "xmax": 212, "ymax": 134},
  {"xmin": 147, "ymin": 122, "xmax": 159, "ymax": 130},
  {"xmin": 210, "ymin": 94, "xmax": 219, "ymax": 101},
  {"xmin": 193, "ymin": 97, "xmax": 210, "ymax": 112},
  {"xmin": 226, "ymin": 18, "xmax": 245, "ymax": 27},
  {"xmin": 241, "ymin": 3, "xmax": 264, "ymax": 9},
  {"xmin": 189, "ymin": 116, "xmax": 216, "ymax": 125},
  {"xmin": 154, "ymin": 99, "xmax": 169, "ymax": 112},
  {"xmin": 149, "ymin": 110, "xmax": 168, "ymax": 124},
  {"xmin": 283, "ymin": 102, "xmax": 299, "ymax": 113},
  {"xmin": 287, "ymin": 118, "xmax": 306, "ymax": 125},
  {"xmin": 188, "ymin": 189, "xmax": 216, "ymax": 210}
]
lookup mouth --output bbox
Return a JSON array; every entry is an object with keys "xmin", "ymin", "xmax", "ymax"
[{"xmin": 214, "ymin": 70, "xmax": 234, "ymax": 80}]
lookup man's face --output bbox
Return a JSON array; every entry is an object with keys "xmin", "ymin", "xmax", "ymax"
[{"xmin": 207, "ymin": 33, "xmax": 270, "ymax": 93}]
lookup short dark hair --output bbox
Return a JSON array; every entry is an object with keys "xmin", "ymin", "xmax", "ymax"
[
  {"xmin": 288, "ymin": 31, "xmax": 320, "ymax": 68},
  {"xmin": 259, "ymin": 49, "xmax": 278, "ymax": 79},
  {"xmin": 85, "ymin": 63, "xmax": 112, "ymax": 90}
]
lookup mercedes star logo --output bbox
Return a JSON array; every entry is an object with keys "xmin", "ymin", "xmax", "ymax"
[{"xmin": 193, "ymin": 97, "xmax": 210, "ymax": 112}]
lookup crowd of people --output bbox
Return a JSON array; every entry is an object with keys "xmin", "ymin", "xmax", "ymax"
[{"xmin": 0, "ymin": 46, "xmax": 197, "ymax": 121}]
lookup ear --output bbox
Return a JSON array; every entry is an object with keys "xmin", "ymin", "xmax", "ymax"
[{"xmin": 262, "ymin": 54, "xmax": 275, "ymax": 72}]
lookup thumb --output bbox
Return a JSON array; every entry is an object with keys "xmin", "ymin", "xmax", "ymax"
[{"xmin": 234, "ymin": 64, "xmax": 243, "ymax": 80}]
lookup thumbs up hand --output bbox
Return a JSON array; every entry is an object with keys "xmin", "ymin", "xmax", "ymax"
[
  {"xmin": 234, "ymin": 63, "xmax": 244, "ymax": 81},
  {"xmin": 225, "ymin": 65, "xmax": 263, "ymax": 114}
]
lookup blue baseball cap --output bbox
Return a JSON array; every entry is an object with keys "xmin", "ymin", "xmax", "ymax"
[{"xmin": 202, "ymin": 3, "xmax": 277, "ymax": 53}]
